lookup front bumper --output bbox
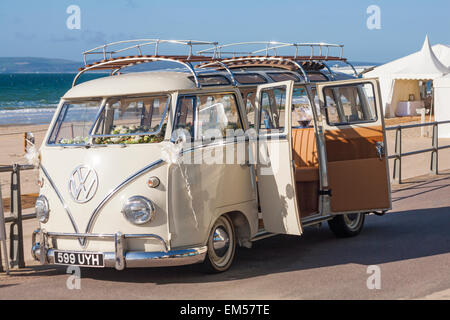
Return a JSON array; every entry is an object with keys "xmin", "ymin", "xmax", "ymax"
[{"xmin": 32, "ymin": 229, "xmax": 207, "ymax": 270}]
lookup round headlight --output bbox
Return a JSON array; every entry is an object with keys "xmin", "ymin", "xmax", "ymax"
[
  {"xmin": 35, "ymin": 195, "xmax": 50, "ymax": 223},
  {"xmin": 122, "ymin": 196, "xmax": 155, "ymax": 225}
]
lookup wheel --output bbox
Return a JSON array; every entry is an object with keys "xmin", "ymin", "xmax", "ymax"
[
  {"xmin": 328, "ymin": 213, "xmax": 365, "ymax": 238},
  {"xmin": 202, "ymin": 215, "xmax": 236, "ymax": 273}
]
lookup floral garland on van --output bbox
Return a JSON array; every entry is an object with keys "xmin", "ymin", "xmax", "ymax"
[
  {"xmin": 58, "ymin": 124, "xmax": 166, "ymax": 145},
  {"xmin": 95, "ymin": 123, "xmax": 166, "ymax": 144}
]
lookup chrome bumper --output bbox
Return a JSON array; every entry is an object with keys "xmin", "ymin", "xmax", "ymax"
[{"xmin": 32, "ymin": 229, "xmax": 207, "ymax": 270}]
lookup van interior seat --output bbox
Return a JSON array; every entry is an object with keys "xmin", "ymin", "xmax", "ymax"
[
  {"xmin": 292, "ymin": 127, "xmax": 320, "ymax": 217},
  {"xmin": 292, "ymin": 128, "xmax": 319, "ymax": 182}
]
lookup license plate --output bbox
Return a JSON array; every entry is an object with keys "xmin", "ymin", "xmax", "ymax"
[{"xmin": 54, "ymin": 250, "xmax": 104, "ymax": 267}]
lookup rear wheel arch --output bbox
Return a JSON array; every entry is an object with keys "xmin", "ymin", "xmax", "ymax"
[
  {"xmin": 224, "ymin": 211, "xmax": 252, "ymax": 249},
  {"xmin": 202, "ymin": 210, "xmax": 252, "ymax": 250}
]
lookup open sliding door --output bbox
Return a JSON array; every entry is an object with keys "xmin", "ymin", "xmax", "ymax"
[
  {"xmin": 255, "ymin": 80, "xmax": 302, "ymax": 235},
  {"xmin": 316, "ymin": 78, "xmax": 391, "ymax": 214}
]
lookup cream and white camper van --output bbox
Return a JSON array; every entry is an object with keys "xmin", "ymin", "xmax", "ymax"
[{"xmin": 31, "ymin": 40, "xmax": 391, "ymax": 272}]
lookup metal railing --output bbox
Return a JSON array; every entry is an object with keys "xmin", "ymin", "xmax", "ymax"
[
  {"xmin": 387, "ymin": 120, "xmax": 450, "ymax": 184},
  {"xmin": 0, "ymin": 164, "xmax": 36, "ymax": 272}
]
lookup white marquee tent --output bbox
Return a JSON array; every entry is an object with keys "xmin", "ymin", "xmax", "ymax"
[
  {"xmin": 364, "ymin": 36, "xmax": 449, "ymax": 117},
  {"xmin": 433, "ymin": 44, "xmax": 450, "ymax": 68},
  {"xmin": 432, "ymin": 44, "xmax": 450, "ymax": 137}
]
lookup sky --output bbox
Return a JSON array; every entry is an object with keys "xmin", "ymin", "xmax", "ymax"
[{"xmin": 0, "ymin": 0, "xmax": 449, "ymax": 63}]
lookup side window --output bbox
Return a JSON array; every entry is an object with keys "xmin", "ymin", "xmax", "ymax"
[
  {"xmin": 173, "ymin": 96, "xmax": 195, "ymax": 138},
  {"xmin": 174, "ymin": 93, "xmax": 242, "ymax": 141},
  {"xmin": 244, "ymin": 91, "xmax": 256, "ymax": 129},
  {"xmin": 324, "ymin": 83, "xmax": 377, "ymax": 126},
  {"xmin": 197, "ymin": 93, "xmax": 241, "ymax": 139},
  {"xmin": 259, "ymin": 86, "xmax": 286, "ymax": 132},
  {"xmin": 323, "ymin": 88, "xmax": 342, "ymax": 125},
  {"xmin": 292, "ymin": 87, "xmax": 314, "ymax": 128}
]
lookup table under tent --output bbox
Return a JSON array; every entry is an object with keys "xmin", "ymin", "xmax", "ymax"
[{"xmin": 364, "ymin": 36, "xmax": 449, "ymax": 119}]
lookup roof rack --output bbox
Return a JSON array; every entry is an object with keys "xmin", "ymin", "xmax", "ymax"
[
  {"xmin": 82, "ymin": 39, "xmax": 220, "ymax": 64},
  {"xmin": 196, "ymin": 41, "xmax": 357, "ymax": 79},
  {"xmin": 196, "ymin": 57, "xmax": 311, "ymax": 82},
  {"xmin": 197, "ymin": 41, "xmax": 344, "ymax": 59},
  {"xmin": 73, "ymin": 40, "xmax": 357, "ymax": 87},
  {"xmin": 74, "ymin": 39, "xmax": 221, "ymax": 87}
]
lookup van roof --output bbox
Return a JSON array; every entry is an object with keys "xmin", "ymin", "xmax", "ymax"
[
  {"xmin": 64, "ymin": 71, "xmax": 197, "ymax": 99},
  {"xmin": 63, "ymin": 69, "xmax": 300, "ymax": 99}
]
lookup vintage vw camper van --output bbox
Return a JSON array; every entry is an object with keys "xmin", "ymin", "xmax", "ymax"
[{"xmin": 31, "ymin": 40, "xmax": 391, "ymax": 272}]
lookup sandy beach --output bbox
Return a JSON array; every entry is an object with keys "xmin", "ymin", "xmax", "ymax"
[{"xmin": 0, "ymin": 123, "xmax": 48, "ymax": 205}]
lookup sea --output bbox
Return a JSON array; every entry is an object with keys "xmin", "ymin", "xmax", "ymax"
[{"xmin": 0, "ymin": 74, "xmax": 105, "ymax": 126}]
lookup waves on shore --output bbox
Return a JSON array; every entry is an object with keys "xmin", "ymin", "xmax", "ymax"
[{"xmin": 0, "ymin": 107, "xmax": 57, "ymax": 125}]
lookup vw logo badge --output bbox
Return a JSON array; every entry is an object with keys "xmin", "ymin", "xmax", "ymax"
[{"xmin": 68, "ymin": 165, "xmax": 99, "ymax": 203}]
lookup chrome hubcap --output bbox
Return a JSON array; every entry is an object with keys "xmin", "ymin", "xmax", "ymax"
[
  {"xmin": 343, "ymin": 213, "xmax": 361, "ymax": 230},
  {"xmin": 212, "ymin": 227, "xmax": 230, "ymax": 258}
]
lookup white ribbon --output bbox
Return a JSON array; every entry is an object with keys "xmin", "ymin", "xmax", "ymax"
[
  {"xmin": 25, "ymin": 145, "xmax": 40, "ymax": 167},
  {"xmin": 160, "ymin": 139, "xmax": 199, "ymax": 228}
]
